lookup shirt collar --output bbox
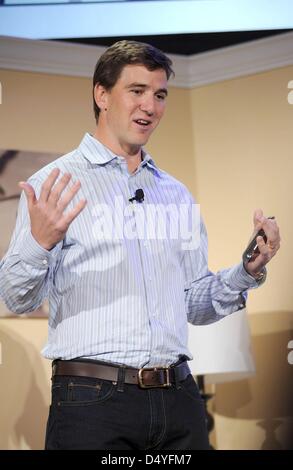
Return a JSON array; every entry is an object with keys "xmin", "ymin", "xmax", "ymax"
[
  {"xmin": 140, "ymin": 148, "xmax": 161, "ymax": 176},
  {"xmin": 79, "ymin": 133, "xmax": 117, "ymax": 165},
  {"xmin": 79, "ymin": 133, "xmax": 161, "ymax": 177}
]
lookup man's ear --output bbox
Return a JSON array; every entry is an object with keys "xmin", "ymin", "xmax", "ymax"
[{"xmin": 94, "ymin": 84, "xmax": 108, "ymax": 111}]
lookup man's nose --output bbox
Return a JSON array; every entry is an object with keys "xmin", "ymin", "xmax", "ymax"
[{"xmin": 139, "ymin": 95, "xmax": 155, "ymax": 115}]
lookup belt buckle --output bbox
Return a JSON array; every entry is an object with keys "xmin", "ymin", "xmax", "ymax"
[{"xmin": 138, "ymin": 367, "xmax": 171, "ymax": 389}]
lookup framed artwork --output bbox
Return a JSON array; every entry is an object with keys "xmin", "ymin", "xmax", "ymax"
[{"xmin": 0, "ymin": 149, "xmax": 60, "ymax": 317}]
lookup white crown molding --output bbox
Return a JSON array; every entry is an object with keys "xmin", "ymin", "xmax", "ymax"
[
  {"xmin": 0, "ymin": 36, "xmax": 105, "ymax": 78},
  {"xmin": 185, "ymin": 31, "xmax": 293, "ymax": 88},
  {"xmin": 1, "ymin": 32, "xmax": 293, "ymax": 88}
]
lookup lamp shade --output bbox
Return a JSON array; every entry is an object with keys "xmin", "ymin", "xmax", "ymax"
[{"xmin": 187, "ymin": 309, "xmax": 255, "ymax": 384}]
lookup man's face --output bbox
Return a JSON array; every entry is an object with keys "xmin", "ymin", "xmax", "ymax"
[{"xmin": 97, "ymin": 64, "xmax": 168, "ymax": 154}]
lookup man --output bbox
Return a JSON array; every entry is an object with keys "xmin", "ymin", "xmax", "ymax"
[{"xmin": 0, "ymin": 41, "xmax": 280, "ymax": 450}]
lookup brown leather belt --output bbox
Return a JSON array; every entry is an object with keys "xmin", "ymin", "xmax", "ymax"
[{"xmin": 52, "ymin": 359, "xmax": 190, "ymax": 389}]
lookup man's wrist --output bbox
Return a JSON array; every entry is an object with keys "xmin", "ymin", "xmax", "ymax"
[{"xmin": 243, "ymin": 263, "xmax": 267, "ymax": 284}]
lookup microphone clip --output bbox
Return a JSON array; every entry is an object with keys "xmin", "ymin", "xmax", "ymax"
[{"xmin": 129, "ymin": 188, "xmax": 144, "ymax": 203}]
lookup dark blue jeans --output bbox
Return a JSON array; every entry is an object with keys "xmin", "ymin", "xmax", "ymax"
[{"xmin": 45, "ymin": 373, "xmax": 209, "ymax": 450}]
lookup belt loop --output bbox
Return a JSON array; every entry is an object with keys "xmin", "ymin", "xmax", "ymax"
[
  {"xmin": 51, "ymin": 360, "xmax": 57, "ymax": 380},
  {"xmin": 173, "ymin": 366, "xmax": 181, "ymax": 390},
  {"xmin": 117, "ymin": 366, "xmax": 125, "ymax": 392}
]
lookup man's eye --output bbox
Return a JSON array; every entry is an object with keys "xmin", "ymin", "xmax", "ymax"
[
  {"xmin": 156, "ymin": 94, "xmax": 166, "ymax": 101},
  {"xmin": 131, "ymin": 89, "xmax": 142, "ymax": 95}
]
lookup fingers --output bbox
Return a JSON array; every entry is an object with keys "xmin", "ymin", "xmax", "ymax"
[
  {"xmin": 18, "ymin": 181, "xmax": 37, "ymax": 208},
  {"xmin": 255, "ymin": 235, "xmax": 271, "ymax": 263},
  {"xmin": 253, "ymin": 209, "xmax": 280, "ymax": 251},
  {"xmin": 18, "ymin": 169, "xmax": 86, "ymax": 250},
  {"xmin": 63, "ymin": 198, "xmax": 87, "ymax": 226},
  {"xmin": 261, "ymin": 217, "xmax": 281, "ymax": 253},
  {"xmin": 254, "ymin": 219, "xmax": 280, "ymax": 263},
  {"xmin": 20, "ymin": 169, "xmax": 86, "ymax": 226},
  {"xmin": 57, "ymin": 180, "xmax": 82, "ymax": 212},
  {"xmin": 48, "ymin": 172, "xmax": 72, "ymax": 207},
  {"xmin": 39, "ymin": 168, "xmax": 60, "ymax": 203},
  {"xmin": 246, "ymin": 211, "xmax": 281, "ymax": 278},
  {"xmin": 244, "ymin": 231, "xmax": 275, "ymax": 277},
  {"xmin": 253, "ymin": 208, "xmax": 264, "ymax": 232}
]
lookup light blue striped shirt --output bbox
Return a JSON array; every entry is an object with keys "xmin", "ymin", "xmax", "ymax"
[{"xmin": 0, "ymin": 133, "xmax": 260, "ymax": 367}]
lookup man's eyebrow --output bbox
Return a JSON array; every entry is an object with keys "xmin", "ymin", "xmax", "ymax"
[
  {"xmin": 157, "ymin": 88, "xmax": 168, "ymax": 96},
  {"xmin": 126, "ymin": 83, "xmax": 168, "ymax": 96}
]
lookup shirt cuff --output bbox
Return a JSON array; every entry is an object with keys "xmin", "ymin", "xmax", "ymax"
[
  {"xmin": 222, "ymin": 261, "xmax": 265, "ymax": 292},
  {"xmin": 20, "ymin": 231, "xmax": 61, "ymax": 268}
]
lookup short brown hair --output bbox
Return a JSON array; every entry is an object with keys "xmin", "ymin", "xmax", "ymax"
[{"xmin": 93, "ymin": 40, "xmax": 174, "ymax": 122}]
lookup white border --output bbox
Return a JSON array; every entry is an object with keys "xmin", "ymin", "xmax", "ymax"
[{"xmin": 0, "ymin": 0, "xmax": 293, "ymax": 39}]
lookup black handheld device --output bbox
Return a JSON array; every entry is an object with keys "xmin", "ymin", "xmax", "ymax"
[{"xmin": 243, "ymin": 216, "xmax": 275, "ymax": 262}]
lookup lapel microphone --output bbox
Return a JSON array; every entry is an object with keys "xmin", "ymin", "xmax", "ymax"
[{"xmin": 129, "ymin": 188, "xmax": 144, "ymax": 203}]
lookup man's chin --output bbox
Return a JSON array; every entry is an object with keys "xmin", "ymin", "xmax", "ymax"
[
  {"xmin": 126, "ymin": 130, "xmax": 153, "ymax": 150},
  {"xmin": 135, "ymin": 133, "xmax": 151, "ymax": 146}
]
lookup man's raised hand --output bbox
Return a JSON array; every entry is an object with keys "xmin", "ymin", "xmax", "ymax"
[{"xmin": 19, "ymin": 168, "xmax": 87, "ymax": 251}]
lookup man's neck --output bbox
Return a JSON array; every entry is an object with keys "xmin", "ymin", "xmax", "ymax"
[
  {"xmin": 92, "ymin": 130, "xmax": 142, "ymax": 174},
  {"xmin": 125, "ymin": 154, "xmax": 142, "ymax": 174}
]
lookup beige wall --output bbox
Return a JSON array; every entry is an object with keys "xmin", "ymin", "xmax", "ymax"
[
  {"xmin": 0, "ymin": 318, "xmax": 50, "ymax": 450},
  {"xmin": 190, "ymin": 66, "xmax": 293, "ymax": 312},
  {"xmin": 0, "ymin": 64, "xmax": 292, "ymax": 449},
  {"xmin": 190, "ymin": 66, "xmax": 293, "ymax": 449},
  {"xmin": 0, "ymin": 69, "xmax": 195, "ymax": 191}
]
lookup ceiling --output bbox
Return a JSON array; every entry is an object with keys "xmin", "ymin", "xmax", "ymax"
[{"xmin": 55, "ymin": 29, "xmax": 292, "ymax": 56}]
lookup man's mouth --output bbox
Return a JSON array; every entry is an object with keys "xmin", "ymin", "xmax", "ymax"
[{"xmin": 133, "ymin": 119, "xmax": 152, "ymax": 128}]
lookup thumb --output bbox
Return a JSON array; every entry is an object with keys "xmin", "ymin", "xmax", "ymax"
[
  {"xmin": 18, "ymin": 182, "xmax": 37, "ymax": 207},
  {"xmin": 253, "ymin": 208, "xmax": 264, "ymax": 231}
]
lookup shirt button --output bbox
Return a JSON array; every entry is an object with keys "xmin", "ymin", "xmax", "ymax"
[{"xmin": 42, "ymin": 259, "xmax": 48, "ymax": 265}]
